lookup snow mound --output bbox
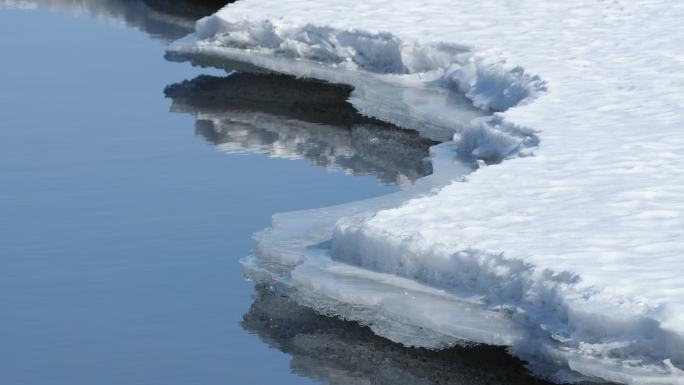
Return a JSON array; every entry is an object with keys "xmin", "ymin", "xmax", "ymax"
[
  {"xmin": 454, "ymin": 116, "xmax": 539, "ymax": 162},
  {"xmin": 174, "ymin": 1, "xmax": 684, "ymax": 384},
  {"xmin": 443, "ymin": 61, "xmax": 547, "ymax": 113}
]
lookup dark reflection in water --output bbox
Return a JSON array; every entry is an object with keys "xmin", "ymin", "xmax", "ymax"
[
  {"xmin": 244, "ymin": 286, "xmax": 553, "ymax": 385},
  {"xmin": 4, "ymin": 0, "xmax": 223, "ymax": 41},
  {"xmin": 142, "ymin": 0, "xmax": 228, "ymax": 18},
  {"xmin": 164, "ymin": 73, "xmax": 436, "ymax": 186}
]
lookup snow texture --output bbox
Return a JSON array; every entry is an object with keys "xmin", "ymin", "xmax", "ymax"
[{"xmin": 173, "ymin": 1, "xmax": 684, "ymax": 384}]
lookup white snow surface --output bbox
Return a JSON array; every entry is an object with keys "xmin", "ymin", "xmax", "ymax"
[{"xmin": 178, "ymin": 1, "xmax": 684, "ymax": 384}]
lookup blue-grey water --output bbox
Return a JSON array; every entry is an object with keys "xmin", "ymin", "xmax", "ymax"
[
  {"xmin": 1, "ymin": 3, "xmax": 549, "ymax": 385},
  {"xmin": 0, "ymin": 5, "xmax": 398, "ymax": 385}
]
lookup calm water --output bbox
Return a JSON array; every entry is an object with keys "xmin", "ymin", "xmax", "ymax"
[
  {"xmin": 0, "ymin": 4, "xmax": 397, "ymax": 385},
  {"xmin": 1, "ymin": 2, "xmax": 549, "ymax": 385}
]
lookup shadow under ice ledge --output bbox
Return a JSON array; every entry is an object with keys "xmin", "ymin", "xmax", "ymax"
[
  {"xmin": 164, "ymin": 73, "xmax": 437, "ymax": 187},
  {"xmin": 243, "ymin": 285, "xmax": 559, "ymax": 385}
]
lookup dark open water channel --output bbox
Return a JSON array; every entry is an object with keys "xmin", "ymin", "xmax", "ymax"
[{"xmin": 0, "ymin": 2, "xmax": 550, "ymax": 385}]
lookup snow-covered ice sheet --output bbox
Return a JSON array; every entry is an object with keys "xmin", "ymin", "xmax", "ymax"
[{"xmin": 172, "ymin": 1, "xmax": 684, "ymax": 383}]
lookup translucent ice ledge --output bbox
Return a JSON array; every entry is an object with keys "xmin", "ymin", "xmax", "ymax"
[{"xmin": 241, "ymin": 143, "xmax": 527, "ymax": 350}]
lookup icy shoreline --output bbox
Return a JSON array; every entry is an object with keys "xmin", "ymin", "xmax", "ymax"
[
  {"xmin": 170, "ymin": 30, "xmax": 535, "ymax": 153},
  {"xmin": 170, "ymin": 1, "xmax": 684, "ymax": 384}
]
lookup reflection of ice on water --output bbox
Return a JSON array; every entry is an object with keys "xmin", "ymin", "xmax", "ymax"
[
  {"xmin": 243, "ymin": 285, "xmax": 551, "ymax": 385},
  {"xmin": 0, "ymin": 0, "xmax": 223, "ymax": 41},
  {"xmin": 165, "ymin": 73, "xmax": 436, "ymax": 187}
]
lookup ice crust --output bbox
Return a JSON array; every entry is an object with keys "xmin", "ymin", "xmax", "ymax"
[{"xmin": 175, "ymin": 1, "xmax": 684, "ymax": 384}]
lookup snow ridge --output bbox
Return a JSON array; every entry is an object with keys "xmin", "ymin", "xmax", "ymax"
[
  {"xmin": 194, "ymin": 17, "xmax": 545, "ymax": 110},
  {"xmin": 177, "ymin": 17, "xmax": 543, "ymax": 161},
  {"xmin": 333, "ymin": 209, "xmax": 684, "ymax": 383}
]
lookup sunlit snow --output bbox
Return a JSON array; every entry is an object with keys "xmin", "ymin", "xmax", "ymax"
[{"xmin": 171, "ymin": 1, "xmax": 684, "ymax": 383}]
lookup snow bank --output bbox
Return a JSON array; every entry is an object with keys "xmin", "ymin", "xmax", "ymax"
[
  {"xmin": 171, "ymin": 22, "xmax": 538, "ymax": 145},
  {"xmin": 174, "ymin": 1, "xmax": 684, "ymax": 384},
  {"xmin": 175, "ymin": 17, "xmax": 543, "ymax": 158}
]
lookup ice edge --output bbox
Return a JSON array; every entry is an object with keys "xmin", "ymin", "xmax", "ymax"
[{"xmin": 169, "ymin": 15, "xmax": 684, "ymax": 385}]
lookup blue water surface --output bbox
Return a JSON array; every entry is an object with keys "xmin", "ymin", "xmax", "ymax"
[{"xmin": 0, "ymin": 6, "xmax": 397, "ymax": 385}]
